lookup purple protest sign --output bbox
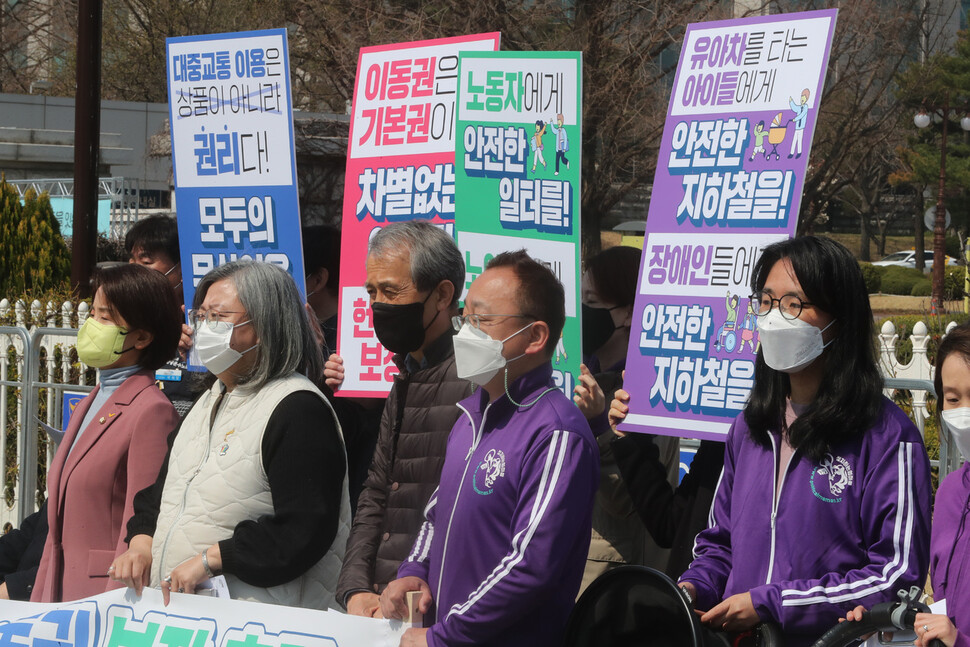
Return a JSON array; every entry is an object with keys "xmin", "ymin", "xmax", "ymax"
[{"xmin": 619, "ymin": 9, "xmax": 837, "ymax": 441}]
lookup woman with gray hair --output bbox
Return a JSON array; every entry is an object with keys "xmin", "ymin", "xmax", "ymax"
[{"xmin": 110, "ymin": 260, "xmax": 351, "ymax": 610}]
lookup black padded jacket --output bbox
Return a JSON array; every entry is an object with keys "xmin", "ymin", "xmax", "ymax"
[{"xmin": 335, "ymin": 329, "xmax": 472, "ymax": 607}]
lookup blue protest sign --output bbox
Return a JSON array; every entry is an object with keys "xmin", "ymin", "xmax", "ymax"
[{"xmin": 166, "ymin": 29, "xmax": 305, "ymax": 337}]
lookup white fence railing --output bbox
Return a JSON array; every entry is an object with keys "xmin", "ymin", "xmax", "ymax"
[
  {"xmin": 0, "ymin": 299, "xmax": 963, "ymax": 527},
  {"xmin": 0, "ymin": 299, "xmax": 95, "ymax": 529}
]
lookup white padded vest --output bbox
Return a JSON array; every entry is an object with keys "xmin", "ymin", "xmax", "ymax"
[{"xmin": 150, "ymin": 373, "xmax": 351, "ymax": 609}]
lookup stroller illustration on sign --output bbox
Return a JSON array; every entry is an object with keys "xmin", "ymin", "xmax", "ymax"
[
  {"xmin": 714, "ymin": 292, "xmax": 740, "ymax": 353},
  {"xmin": 766, "ymin": 112, "xmax": 789, "ymax": 161}
]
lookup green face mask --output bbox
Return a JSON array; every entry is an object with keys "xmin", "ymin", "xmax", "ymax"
[{"xmin": 77, "ymin": 318, "xmax": 132, "ymax": 368}]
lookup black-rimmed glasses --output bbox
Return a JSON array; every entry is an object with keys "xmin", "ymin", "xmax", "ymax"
[{"xmin": 749, "ymin": 291, "xmax": 814, "ymax": 320}]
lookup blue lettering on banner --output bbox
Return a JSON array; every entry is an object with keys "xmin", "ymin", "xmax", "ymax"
[
  {"xmin": 0, "ymin": 604, "xmax": 98, "ymax": 647},
  {"xmin": 462, "ymin": 125, "xmax": 528, "ymax": 178},
  {"xmin": 551, "ymin": 368, "xmax": 575, "ymax": 401},
  {"xmin": 648, "ymin": 355, "xmax": 755, "ymax": 417},
  {"xmin": 638, "ymin": 304, "xmax": 713, "ymax": 357},
  {"xmin": 355, "ymin": 164, "xmax": 456, "ymax": 221},
  {"xmin": 498, "ymin": 178, "xmax": 572, "ymax": 235},
  {"xmin": 171, "ymin": 48, "xmax": 281, "ymax": 83},
  {"xmin": 193, "ymin": 128, "xmax": 270, "ymax": 176},
  {"xmin": 191, "ymin": 252, "xmax": 291, "ymax": 288},
  {"xmin": 667, "ymin": 119, "xmax": 749, "ymax": 173},
  {"xmin": 676, "ymin": 169, "xmax": 794, "ymax": 227},
  {"xmin": 198, "ymin": 196, "xmax": 276, "ymax": 247}
]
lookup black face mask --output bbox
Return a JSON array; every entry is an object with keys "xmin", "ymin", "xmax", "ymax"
[
  {"xmin": 582, "ymin": 303, "xmax": 622, "ymax": 355},
  {"xmin": 371, "ymin": 290, "xmax": 437, "ymax": 355}
]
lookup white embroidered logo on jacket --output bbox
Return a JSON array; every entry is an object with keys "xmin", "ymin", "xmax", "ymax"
[
  {"xmin": 473, "ymin": 449, "xmax": 506, "ymax": 495},
  {"xmin": 811, "ymin": 453, "xmax": 854, "ymax": 503}
]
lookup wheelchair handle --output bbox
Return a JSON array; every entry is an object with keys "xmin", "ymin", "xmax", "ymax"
[{"xmin": 809, "ymin": 600, "xmax": 943, "ymax": 647}]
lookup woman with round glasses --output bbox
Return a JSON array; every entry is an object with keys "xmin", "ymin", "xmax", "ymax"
[
  {"xmin": 110, "ymin": 260, "xmax": 351, "ymax": 610},
  {"xmin": 32, "ymin": 264, "xmax": 181, "ymax": 602},
  {"xmin": 610, "ymin": 236, "xmax": 932, "ymax": 646}
]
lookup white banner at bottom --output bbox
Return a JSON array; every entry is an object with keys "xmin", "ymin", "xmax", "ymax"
[{"xmin": 0, "ymin": 589, "xmax": 406, "ymax": 647}]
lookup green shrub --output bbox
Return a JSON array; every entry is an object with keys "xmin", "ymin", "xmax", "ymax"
[
  {"xmin": 946, "ymin": 235, "xmax": 962, "ymax": 259},
  {"xmin": 881, "ymin": 275, "xmax": 918, "ymax": 295},
  {"xmin": 878, "ymin": 265, "xmax": 924, "ymax": 294},
  {"xmin": 945, "ymin": 265, "xmax": 967, "ymax": 300},
  {"xmin": 911, "ymin": 280, "xmax": 932, "ymax": 296},
  {"xmin": 881, "ymin": 265, "xmax": 925, "ymax": 282},
  {"xmin": 858, "ymin": 262, "xmax": 882, "ymax": 294}
]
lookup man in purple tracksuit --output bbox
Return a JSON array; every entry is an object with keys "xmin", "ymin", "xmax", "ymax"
[
  {"xmin": 381, "ymin": 250, "xmax": 599, "ymax": 647},
  {"xmin": 680, "ymin": 402, "xmax": 931, "ymax": 646}
]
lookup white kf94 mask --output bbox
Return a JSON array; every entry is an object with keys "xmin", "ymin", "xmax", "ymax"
[
  {"xmin": 453, "ymin": 321, "xmax": 534, "ymax": 386},
  {"xmin": 941, "ymin": 407, "xmax": 970, "ymax": 461},
  {"xmin": 756, "ymin": 308, "xmax": 835, "ymax": 374}
]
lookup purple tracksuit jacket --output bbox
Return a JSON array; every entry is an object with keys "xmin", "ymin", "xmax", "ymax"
[
  {"xmin": 681, "ymin": 397, "xmax": 931, "ymax": 646},
  {"xmin": 398, "ymin": 363, "xmax": 599, "ymax": 647},
  {"xmin": 930, "ymin": 462, "xmax": 970, "ymax": 647}
]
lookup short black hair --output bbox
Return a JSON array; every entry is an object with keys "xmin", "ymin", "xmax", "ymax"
[
  {"xmin": 585, "ymin": 246, "xmax": 641, "ymax": 307},
  {"xmin": 93, "ymin": 263, "xmax": 182, "ymax": 371},
  {"xmin": 486, "ymin": 249, "xmax": 565, "ymax": 356},
  {"xmin": 301, "ymin": 224, "xmax": 341, "ymax": 296},
  {"xmin": 124, "ymin": 215, "xmax": 180, "ymax": 263}
]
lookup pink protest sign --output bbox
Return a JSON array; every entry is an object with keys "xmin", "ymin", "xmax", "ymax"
[
  {"xmin": 619, "ymin": 10, "xmax": 836, "ymax": 440},
  {"xmin": 336, "ymin": 33, "xmax": 500, "ymax": 397}
]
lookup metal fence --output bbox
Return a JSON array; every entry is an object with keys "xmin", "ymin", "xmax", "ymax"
[
  {"xmin": 0, "ymin": 299, "xmax": 95, "ymax": 529},
  {"xmin": 0, "ymin": 298, "xmax": 961, "ymax": 528}
]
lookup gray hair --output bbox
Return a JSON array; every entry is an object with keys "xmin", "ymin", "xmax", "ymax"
[
  {"xmin": 368, "ymin": 220, "xmax": 465, "ymax": 306},
  {"xmin": 193, "ymin": 260, "xmax": 322, "ymax": 389}
]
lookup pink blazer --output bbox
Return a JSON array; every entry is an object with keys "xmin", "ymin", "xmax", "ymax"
[{"xmin": 31, "ymin": 370, "xmax": 178, "ymax": 602}]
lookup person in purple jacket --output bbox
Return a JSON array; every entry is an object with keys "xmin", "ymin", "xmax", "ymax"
[
  {"xmin": 847, "ymin": 323, "xmax": 970, "ymax": 647},
  {"xmin": 380, "ymin": 250, "xmax": 599, "ymax": 647},
  {"xmin": 615, "ymin": 236, "xmax": 932, "ymax": 646},
  {"xmin": 916, "ymin": 323, "xmax": 970, "ymax": 645}
]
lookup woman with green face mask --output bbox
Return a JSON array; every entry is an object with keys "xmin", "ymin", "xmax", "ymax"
[{"xmin": 31, "ymin": 264, "xmax": 182, "ymax": 603}]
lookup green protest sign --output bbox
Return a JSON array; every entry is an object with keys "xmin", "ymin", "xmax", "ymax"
[{"xmin": 455, "ymin": 51, "xmax": 583, "ymax": 396}]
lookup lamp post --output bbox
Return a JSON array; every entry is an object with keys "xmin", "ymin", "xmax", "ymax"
[{"xmin": 915, "ymin": 95, "xmax": 970, "ymax": 312}]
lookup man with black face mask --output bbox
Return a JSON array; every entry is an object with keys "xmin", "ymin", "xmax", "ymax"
[{"xmin": 333, "ymin": 220, "xmax": 473, "ymax": 618}]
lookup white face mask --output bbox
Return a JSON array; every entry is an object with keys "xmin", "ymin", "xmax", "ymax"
[
  {"xmin": 195, "ymin": 319, "xmax": 257, "ymax": 375},
  {"xmin": 453, "ymin": 321, "xmax": 534, "ymax": 386},
  {"xmin": 941, "ymin": 408, "xmax": 970, "ymax": 461},
  {"xmin": 756, "ymin": 308, "xmax": 835, "ymax": 374}
]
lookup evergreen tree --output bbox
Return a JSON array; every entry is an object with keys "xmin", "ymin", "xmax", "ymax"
[{"xmin": 0, "ymin": 178, "xmax": 70, "ymax": 295}]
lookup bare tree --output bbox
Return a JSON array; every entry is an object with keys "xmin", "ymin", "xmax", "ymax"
[
  {"xmin": 98, "ymin": 0, "xmax": 288, "ymax": 103},
  {"xmin": 3, "ymin": 0, "xmax": 939, "ymax": 258},
  {"xmin": 777, "ymin": 0, "xmax": 944, "ymax": 236},
  {"xmin": 839, "ymin": 140, "xmax": 901, "ymax": 260},
  {"xmin": 289, "ymin": 0, "xmax": 732, "ymax": 254},
  {"xmin": 0, "ymin": 0, "xmax": 76, "ymax": 94}
]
